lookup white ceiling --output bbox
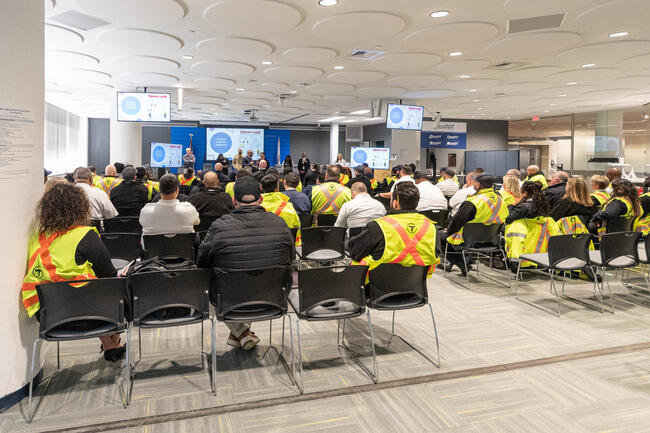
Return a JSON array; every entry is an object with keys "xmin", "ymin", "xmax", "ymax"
[{"xmin": 44, "ymin": 0, "xmax": 650, "ymax": 124}]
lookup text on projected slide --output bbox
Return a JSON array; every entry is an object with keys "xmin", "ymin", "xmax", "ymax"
[
  {"xmin": 205, "ymin": 128, "xmax": 265, "ymax": 160},
  {"xmin": 117, "ymin": 92, "xmax": 170, "ymax": 122},
  {"xmin": 351, "ymin": 147, "xmax": 390, "ymax": 169},
  {"xmin": 150, "ymin": 143, "xmax": 182, "ymax": 168}
]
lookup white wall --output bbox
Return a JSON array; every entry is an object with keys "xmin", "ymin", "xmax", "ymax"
[
  {"xmin": 0, "ymin": 1, "xmax": 44, "ymax": 399},
  {"xmin": 391, "ymin": 129, "xmax": 421, "ymax": 167}
]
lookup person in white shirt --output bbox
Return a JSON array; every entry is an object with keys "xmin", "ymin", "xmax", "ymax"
[
  {"xmin": 334, "ymin": 153, "xmax": 348, "ymax": 167},
  {"xmin": 437, "ymin": 168, "xmax": 460, "ymax": 197},
  {"xmin": 414, "ymin": 172, "xmax": 447, "ymax": 211},
  {"xmin": 377, "ymin": 165, "xmax": 416, "ymax": 199},
  {"xmin": 139, "ymin": 174, "xmax": 200, "ymax": 235},
  {"xmin": 73, "ymin": 167, "xmax": 118, "ymax": 221},
  {"xmin": 336, "ymin": 182, "xmax": 386, "ymax": 229},
  {"xmin": 449, "ymin": 172, "xmax": 477, "ymax": 216}
]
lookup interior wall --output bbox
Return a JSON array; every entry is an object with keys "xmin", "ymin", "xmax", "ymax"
[
  {"xmin": 363, "ymin": 123, "xmax": 391, "ymax": 147},
  {"xmin": 88, "ymin": 118, "xmax": 110, "ymax": 172}
]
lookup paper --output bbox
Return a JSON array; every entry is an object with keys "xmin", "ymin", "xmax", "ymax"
[{"xmin": 0, "ymin": 107, "xmax": 37, "ymax": 180}]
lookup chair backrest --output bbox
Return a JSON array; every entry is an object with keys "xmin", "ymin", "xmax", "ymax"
[
  {"xmin": 316, "ymin": 214, "xmax": 338, "ymax": 227},
  {"xmin": 301, "ymin": 227, "xmax": 346, "ymax": 258},
  {"xmin": 606, "ymin": 217, "xmax": 632, "ymax": 234},
  {"xmin": 297, "ymin": 266, "xmax": 367, "ymax": 318},
  {"xmin": 197, "ymin": 230, "xmax": 209, "ymax": 244},
  {"xmin": 128, "ymin": 269, "xmax": 211, "ymax": 326},
  {"xmin": 211, "ymin": 267, "xmax": 289, "ymax": 321},
  {"xmin": 645, "ymin": 236, "xmax": 650, "ymax": 263},
  {"xmin": 101, "ymin": 232, "xmax": 141, "ymax": 262},
  {"xmin": 91, "ymin": 219, "xmax": 103, "ymax": 233},
  {"xmin": 103, "ymin": 216, "xmax": 142, "ymax": 234},
  {"xmin": 462, "ymin": 223, "xmax": 502, "ymax": 248},
  {"xmin": 599, "ymin": 231, "xmax": 641, "ymax": 268},
  {"xmin": 298, "ymin": 213, "xmax": 313, "ymax": 229},
  {"xmin": 366, "ymin": 264, "xmax": 429, "ymax": 309},
  {"xmin": 195, "ymin": 216, "xmax": 217, "ymax": 232},
  {"xmin": 348, "ymin": 227, "xmax": 364, "ymax": 239},
  {"xmin": 142, "ymin": 233, "xmax": 196, "ymax": 262},
  {"xmin": 290, "ymin": 228, "xmax": 299, "ymax": 243},
  {"xmin": 547, "ymin": 233, "xmax": 590, "ymax": 270},
  {"xmin": 419, "ymin": 209, "xmax": 448, "ymax": 227},
  {"xmin": 36, "ymin": 278, "xmax": 127, "ymax": 339}
]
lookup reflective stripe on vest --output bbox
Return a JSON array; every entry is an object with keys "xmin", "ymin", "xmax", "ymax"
[
  {"xmin": 533, "ymin": 221, "xmax": 549, "ymax": 253},
  {"xmin": 180, "ymin": 176, "xmax": 195, "ymax": 186},
  {"xmin": 592, "ymin": 191, "xmax": 609, "ymax": 206},
  {"xmin": 316, "ymin": 184, "xmax": 344, "ymax": 214},
  {"xmin": 275, "ymin": 201, "xmax": 288, "ymax": 216},
  {"xmin": 99, "ymin": 178, "xmax": 120, "ymax": 194},
  {"xmin": 382, "ymin": 216, "xmax": 431, "ymax": 266},
  {"xmin": 475, "ymin": 194, "xmax": 505, "ymax": 224}
]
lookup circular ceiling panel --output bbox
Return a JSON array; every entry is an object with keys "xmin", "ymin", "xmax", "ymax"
[
  {"xmin": 574, "ymin": 0, "xmax": 650, "ymax": 33},
  {"xmin": 436, "ymin": 60, "xmax": 490, "ymax": 74},
  {"xmin": 120, "ymin": 72, "xmax": 179, "ymax": 86},
  {"xmin": 59, "ymin": 68, "xmax": 112, "ymax": 84},
  {"xmin": 357, "ymin": 86, "xmax": 406, "ymax": 98},
  {"xmin": 230, "ymin": 98, "xmax": 273, "ymax": 106},
  {"xmin": 581, "ymin": 88, "xmax": 635, "ymax": 99},
  {"xmin": 282, "ymin": 47, "xmax": 338, "ymax": 63},
  {"xmin": 184, "ymin": 96, "xmax": 226, "ymax": 105},
  {"xmin": 619, "ymin": 53, "xmax": 650, "ymax": 72},
  {"xmin": 196, "ymin": 38, "xmax": 273, "ymax": 60},
  {"xmin": 45, "ymin": 24, "xmax": 83, "ymax": 48},
  {"xmin": 537, "ymin": 85, "xmax": 597, "ymax": 97},
  {"xmin": 203, "ymin": 0, "xmax": 302, "ymax": 36},
  {"xmin": 111, "ymin": 55, "xmax": 180, "ymax": 72},
  {"xmin": 405, "ymin": 22, "xmax": 499, "ymax": 51},
  {"xmin": 508, "ymin": 66, "xmax": 564, "ymax": 79},
  {"xmin": 303, "ymin": 83, "xmax": 356, "ymax": 95},
  {"xmin": 442, "ymin": 79, "xmax": 499, "ymax": 91},
  {"xmin": 371, "ymin": 53, "xmax": 442, "ymax": 71},
  {"xmin": 191, "ymin": 60, "xmax": 255, "ymax": 76},
  {"xmin": 312, "ymin": 12, "xmax": 406, "ymax": 44},
  {"xmin": 188, "ymin": 89, "xmax": 229, "ymax": 97},
  {"xmin": 96, "ymin": 29, "xmax": 182, "ymax": 53},
  {"xmin": 327, "ymin": 70, "xmax": 386, "ymax": 84},
  {"xmin": 263, "ymin": 66, "xmax": 323, "ymax": 81},
  {"xmin": 323, "ymin": 95, "xmax": 357, "ymax": 102},
  {"xmin": 260, "ymin": 82, "xmax": 289, "ymax": 92},
  {"xmin": 77, "ymin": 0, "xmax": 185, "ymax": 26},
  {"xmin": 504, "ymin": 0, "xmax": 593, "ymax": 16},
  {"xmin": 235, "ymin": 90, "xmax": 275, "ymax": 99},
  {"xmin": 486, "ymin": 32, "xmax": 581, "ymax": 61},
  {"xmin": 549, "ymin": 68, "xmax": 619, "ymax": 83},
  {"xmin": 403, "ymin": 89, "xmax": 454, "ymax": 99},
  {"xmin": 612, "ymin": 75, "xmax": 650, "ymax": 88},
  {"xmin": 387, "ymin": 75, "xmax": 445, "ymax": 88},
  {"xmin": 556, "ymin": 41, "xmax": 650, "ymax": 66},
  {"xmin": 491, "ymin": 81, "xmax": 552, "ymax": 94},
  {"xmin": 192, "ymin": 77, "xmax": 236, "ymax": 89},
  {"xmin": 46, "ymin": 50, "xmax": 99, "ymax": 69}
]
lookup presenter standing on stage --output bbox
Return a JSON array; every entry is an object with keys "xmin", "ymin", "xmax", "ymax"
[{"xmin": 183, "ymin": 147, "xmax": 196, "ymax": 170}]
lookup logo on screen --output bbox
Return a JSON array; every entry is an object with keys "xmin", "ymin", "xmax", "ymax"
[
  {"xmin": 121, "ymin": 96, "xmax": 141, "ymax": 116},
  {"xmin": 153, "ymin": 146, "xmax": 166, "ymax": 162},
  {"xmin": 353, "ymin": 150, "xmax": 367, "ymax": 164},
  {"xmin": 389, "ymin": 107, "xmax": 404, "ymax": 124},
  {"xmin": 210, "ymin": 132, "xmax": 233, "ymax": 153}
]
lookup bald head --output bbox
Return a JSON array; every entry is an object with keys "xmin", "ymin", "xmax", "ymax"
[
  {"xmin": 203, "ymin": 171, "xmax": 219, "ymax": 188},
  {"xmin": 526, "ymin": 165, "xmax": 540, "ymax": 176},
  {"xmin": 214, "ymin": 162, "xmax": 223, "ymax": 172},
  {"xmin": 258, "ymin": 159, "xmax": 268, "ymax": 170},
  {"xmin": 105, "ymin": 165, "xmax": 117, "ymax": 176},
  {"xmin": 351, "ymin": 182, "xmax": 368, "ymax": 197}
]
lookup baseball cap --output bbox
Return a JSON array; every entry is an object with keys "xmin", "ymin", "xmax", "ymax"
[
  {"xmin": 44, "ymin": 168, "xmax": 52, "ymax": 176},
  {"xmin": 234, "ymin": 177, "xmax": 261, "ymax": 204}
]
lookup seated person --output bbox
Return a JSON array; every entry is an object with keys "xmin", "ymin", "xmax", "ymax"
[
  {"xmin": 590, "ymin": 175, "xmax": 610, "ymax": 208},
  {"xmin": 188, "ymin": 171, "xmax": 234, "ymax": 232},
  {"xmin": 524, "ymin": 165, "xmax": 548, "ymax": 189},
  {"xmin": 335, "ymin": 182, "xmax": 386, "ymax": 229},
  {"xmin": 304, "ymin": 165, "xmax": 351, "ymax": 216},
  {"xmin": 350, "ymin": 182, "xmax": 438, "ymax": 273},
  {"xmin": 635, "ymin": 183, "xmax": 650, "ymax": 234},
  {"xmin": 303, "ymin": 164, "xmax": 319, "ymax": 187},
  {"xmin": 73, "ymin": 167, "xmax": 118, "ymax": 221},
  {"xmin": 225, "ymin": 167, "xmax": 253, "ymax": 198},
  {"xmin": 260, "ymin": 174, "xmax": 300, "ymax": 230},
  {"xmin": 94, "ymin": 164, "xmax": 121, "ymax": 195},
  {"xmin": 109, "ymin": 166, "xmax": 150, "ymax": 216},
  {"xmin": 178, "ymin": 168, "xmax": 200, "ymax": 195},
  {"xmin": 506, "ymin": 181, "xmax": 549, "ymax": 225},
  {"xmin": 139, "ymin": 174, "xmax": 200, "ymax": 235},
  {"xmin": 605, "ymin": 167, "xmax": 622, "ymax": 193},
  {"xmin": 283, "ymin": 172, "xmax": 311, "ymax": 214},
  {"xmin": 437, "ymin": 166, "xmax": 459, "ymax": 185},
  {"xmin": 449, "ymin": 172, "xmax": 476, "ymax": 216},
  {"xmin": 414, "ymin": 171, "xmax": 447, "ymax": 211},
  {"xmin": 550, "ymin": 177, "xmax": 597, "ymax": 234},
  {"xmin": 22, "ymin": 182, "xmax": 124, "ymax": 361},
  {"xmin": 590, "ymin": 179, "xmax": 641, "ymax": 235},
  {"xmin": 499, "ymin": 174, "xmax": 520, "ymax": 209},
  {"xmin": 364, "ymin": 166, "xmax": 378, "ymax": 191},
  {"xmin": 252, "ymin": 159, "xmax": 268, "ymax": 182},
  {"xmin": 346, "ymin": 166, "xmax": 372, "ymax": 193},
  {"xmin": 543, "ymin": 171, "xmax": 568, "ymax": 208},
  {"xmin": 437, "ymin": 168, "xmax": 460, "ymax": 197}
]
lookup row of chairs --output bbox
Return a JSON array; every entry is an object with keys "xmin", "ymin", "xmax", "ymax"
[{"xmin": 27, "ymin": 264, "xmax": 439, "ymax": 421}]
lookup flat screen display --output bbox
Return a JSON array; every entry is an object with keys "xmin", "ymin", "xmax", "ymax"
[
  {"xmin": 150, "ymin": 142, "xmax": 183, "ymax": 168},
  {"xmin": 117, "ymin": 92, "xmax": 171, "ymax": 122},
  {"xmin": 350, "ymin": 147, "xmax": 391, "ymax": 170},
  {"xmin": 205, "ymin": 128, "xmax": 265, "ymax": 160},
  {"xmin": 386, "ymin": 103, "xmax": 424, "ymax": 131}
]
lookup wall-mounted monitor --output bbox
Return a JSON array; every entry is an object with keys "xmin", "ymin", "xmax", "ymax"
[
  {"xmin": 117, "ymin": 92, "xmax": 171, "ymax": 122},
  {"xmin": 351, "ymin": 147, "xmax": 391, "ymax": 170},
  {"xmin": 150, "ymin": 142, "xmax": 182, "ymax": 168},
  {"xmin": 386, "ymin": 103, "xmax": 424, "ymax": 131},
  {"xmin": 205, "ymin": 128, "xmax": 265, "ymax": 160}
]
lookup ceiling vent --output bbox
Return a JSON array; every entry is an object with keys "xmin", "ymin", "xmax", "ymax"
[
  {"xmin": 344, "ymin": 49, "xmax": 387, "ymax": 61},
  {"xmin": 48, "ymin": 10, "xmax": 110, "ymax": 31},
  {"xmin": 508, "ymin": 13, "xmax": 565, "ymax": 33},
  {"xmin": 490, "ymin": 61, "xmax": 522, "ymax": 70}
]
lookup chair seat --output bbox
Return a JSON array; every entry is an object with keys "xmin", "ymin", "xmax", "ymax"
[
  {"xmin": 305, "ymin": 249, "xmax": 343, "ymax": 261},
  {"xmin": 111, "ymin": 258, "xmax": 131, "ymax": 269},
  {"xmin": 221, "ymin": 306, "xmax": 283, "ymax": 322},
  {"xmin": 520, "ymin": 254, "xmax": 588, "ymax": 270},
  {"xmin": 589, "ymin": 250, "xmax": 636, "ymax": 268},
  {"xmin": 288, "ymin": 289, "xmax": 362, "ymax": 320},
  {"xmin": 639, "ymin": 247, "xmax": 648, "ymax": 264},
  {"xmin": 462, "ymin": 245, "xmax": 499, "ymax": 252},
  {"xmin": 140, "ymin": 309, "xmax": 204, "ymax": 327},
  {"xmin": 519, "ymin": 253, "xmax": 549, "ymax": 267},
  {"xmin": 372, "ymin": 293, "xmax": 425, "ymax": 310},
  {"xmin": 45, "ymin": 322, "xmax": 117, "ymax": 339}
]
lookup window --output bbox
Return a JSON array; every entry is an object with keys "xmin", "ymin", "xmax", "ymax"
[{"xmin": 44, "ymin": 103, "xmax": 87, "ymax": 174}]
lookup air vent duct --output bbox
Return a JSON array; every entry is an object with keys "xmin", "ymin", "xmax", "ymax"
[
  {"xmin": 508, "ymin": 13, "xmax": 565, "ymax": 33},
  {"xmin": 48, "ymin": 10, "xmax": 110, "ymax": 31},
  {"xmin": 344, "ymin": 49, "xmax": 387, "ymax": 61}
]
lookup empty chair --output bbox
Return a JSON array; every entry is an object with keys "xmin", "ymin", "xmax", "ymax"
[
  {"xmin": 125, "ymin": 269, "xmax": 212, "ymax": 405},
  {"xmin": 103, "ymin": 216, "xmax": 142, "ymax": 234},
  {"xmin": 27, "ymin": 278, "xmax": 129, "ymax": 421},
  {"xmin": 142, "ymin": 233, "xmax": 196, "ymax": 267},
  {"xmin": 315, "ymin": 214, "xmax": 337, "ymax": 227},
  {"xmin": 100, "ymin": 232, "xmax": 141, "ymax": 269},
  {"xmin": 366, "ymin": 264, "xmax": 440, "ymax": 375},
  {"xmin": 298, "ymin": 213, "xmax": 313, "ymax": 229},
  {"xmin": 300, "ymin": 226, "xmax": 346, "ymax": 262},
  {"xmin": 289, "ymin": 265, "xmax": 374, "ymax": 392}
]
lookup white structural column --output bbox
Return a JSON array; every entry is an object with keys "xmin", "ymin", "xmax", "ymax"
[
  {"xmin": 0, "ymin": 1, "xmax": 44, "ymax": 402},
  {"xmin": 110, "ymin": 91, "xmax": 142, "ymax": 166},
  {"xmin": 330, "ymin": 123, "xmax": 339, "ymax": 164}
]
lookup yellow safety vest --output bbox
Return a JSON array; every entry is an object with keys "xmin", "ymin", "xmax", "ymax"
[
  {"xmin": 311, "ymin": 182, "xmax": 351, "ymax": 215},
  {"xmin": 339, "ymin": 173, "xmax": 350, "ymax": 186},
  {"xmin": 598, "ymin": 197, "xmax": 635, "ymax": 237},
  {"xmin": 297, "ymin": 181, "xmax": 303, "ymax": 192},
  {"xmin": 447, "ymin": 189, "xmax": 509, "ymax": 245},
  {"xmin": 438, "ymin": 175, "xmax": 459, "ymax": 185},
  {"xmin": 499, "ymin": 190, "xmax": 516, "ymax": 207},
  {"xmin": 91, "ymin": 174, "xmax": 101, "ymax": 185},
  {"xmin": 225, "ymin": 182, "xmax": 235, "ymax": 198},
  {"xmin": 386, "ymin": 177, "xmax": 395, "ymax": 186},
  {"xmin": 505, "ymin": 216, "xmax": 560, "ymax": 268},
  {"xmin": 178, "ymin": 175, "xmax": 197, "ymax": 186},
  {"xmin": 21, "ymin": 226, "xmax": 97, "ymax": 317},
  {"xmin": 354, "ymin": 213, "xmax": 438, "ymax": 274},
  {"xmin": 95, "ymin": 176, "xmax": 122, "ymax": 196},
  {"xmin": 557, "ymin": 215, "xmax": 594, "ymax": 249},
  {"xmin": 525, "ymin": 173, "xmax": 548, "ymax": 189},
  {"xmin": 591, "ymin": 190, "xmax": 610, "ymax": 208},
  {"xmin": 634, "ymin": 214, "xmax": 650, "ymax": 235},
  {"xmin": 261, "ymin": 192, "xmax": 301, "ymax": 245},
  {"xmin": 370, "ymin": 178, "xmax": 378, "ymax": 191}
]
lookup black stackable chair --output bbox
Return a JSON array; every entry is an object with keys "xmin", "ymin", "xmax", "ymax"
[
  {"xmin": 315, "ymin": 214, "xmax": 337, "ymax": 227},
  {"xmin": 348, "ymin": 227, "xmax": 364, "ymax": 239},
  {"xmin": 299, "ymin": 227, "xmax": 346, "ymax": 263},
  {"xmin": 142, "ymin": 233, "xmax": 196, "ymax": 267},
  {"xmin": 27, "ymin": 278, "xmax": 129, "ymax": 421},
  {"xmin": 298, "ymin": 213, "xmax": 313, "ymax": 229},
  {"xmin": 101, "ymin": 232, "xmax": 141, "ymax": 269},
  {"xmin": 103, "ymin": 216, "xmax": 142, "ymax": 234},
  {"xmin": 419, "ymin": 209, "xmax": 449, "ymax": 228}
]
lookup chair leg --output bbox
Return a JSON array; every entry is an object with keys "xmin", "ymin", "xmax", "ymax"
[
  {"xmin": 462, "ymin": 251, "xmax": 470, "ymax": 290},
  {"xmin": 200, "ymin": 319, "xmax": 205, "ymax": 369},
  {"xmin": 27, "ymin": 338, "xmax": 41, "ymax": 423},
  {"xmin": 366, "ymin": 309, "xmax": 378, "ymax": 382},
  {"xmin": 604, "ymin": 268, "xmax": 615, "ymax": 314},
  {"xmin": 514, "ymin": 260, "xmax": 522, "ymax": 295},
  {"xmin": 592, "ymin": 266, "xmax": 605, "ymax": 313},
  {"xmin": 285, "ymin": 314, "xmax": 296, "ymax": 387},
  {"xmin": 296, "ymin": 319, "xmax": 304, "ymax": 394},
  {"xmin": 56, "ymin": 342, "xmax": 60, "ymax": 371},
  {"xmin": 385, "ymin": 308, "xmax": 440, "ymax": 368},
  {"xmin": 211, "ymin": 317, "xmax": 217, "ymax": 395},
  {"xmin": 124, "ymin": 326, "xmax": 133, "ymax": 407},
  {"xmin": 550, "ymin": 271, "xmax": 561, "ymax": 317},
  {"xmin": 138, "ymin": 326, "xmax": 142, "ymax": 362},
  {"xmin": 427, "ymin": 303, "xmax": 441, "ymax": 367}
]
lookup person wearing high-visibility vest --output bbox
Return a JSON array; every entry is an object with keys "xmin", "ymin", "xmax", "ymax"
[
  {"xmin": 377, "ymin": 165, "xmax": 416, "ymax": 200},
  {"xmin": 94, "ymin": 164, "xmax": 123, "ymax": 196},
  {"xmin": 339, "ymin": 171, "xmax": 350, "ymax": 186},
  {"xmin": 88, "ymin": 165, "xmax": 102, "ymax": 186},
  {"xmin": 549, "ymin": 178, "xmax": 597, "ymax": 231},
  {"xmin": 445, "ymin": 174, "xmax": 509, "ymax": 274},
  {"xmin": 634, "ymin": 194, "xmax": 650, "ymax": 236},
  {"xmin": 498, "ymin": 174, "xmax": 521, "ymax": 209},
  {"xmin": 363, "ymin": 166, "xmax": 378, "ymax": 191},
  {"xmin": 524, "ymin": 165, "xmax": 548, "ymax": 189},
  {"xmin": 309, "ymin": 166, "xmax": 351, "ymax": 216},
  {"xmin": 437, "ymin": 166, "xmax": 460, "ymax": 185},
  {"xmin": 178, "ymin": 168, "xmax": 199, "ymax": 187},
  {"xmin": 590, "ymin": 175, "xmax": 611, "ymax": 208},
  {"xmin": 225, "ymin": 167, "xmax": 252, "ymax": 199},
  {"xmin": 260, "ymin": 174, "xmax": 301, "ymax": 243},
  {"xmin": 22, "ymin": 182, "xmax": 125, "ymax": 362},
  {"xmin": 350, "ymin": 181, "xmax": 438, "ymax": 274},
  {"xmin": 589, "ymin": 179, "xmax": 641, "ymax": 236}
]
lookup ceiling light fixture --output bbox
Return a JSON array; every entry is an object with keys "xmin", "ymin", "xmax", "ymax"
[
  {"xmin": 333, "ymin": 65, "xmax": 344, "ymax": 70},
  {"xmin": 468, "ymin": 89, "xmax": 477, "ymax": 92},
  {"xmin": 350, "ymin": 109, "xmax": 370, "ymax": 115},
  {"xmin": 318, "ymin": 0, "xmax": 338, "ymax": 6},
  {"xmin": 235, "ymin": 87, "xmax": 245, "ymax": 91},
  {"xmin": 544, "ymin": 109, "xmax": 550, "ymax": 113},
  {"xmin": 581, "ymin": 63, "xmax": 596, "ymax": 68},
  {"xmin": 290, "ymin": 90, "xmax": 297, "ymax": 94},
  {"xmin": 449, "ymin": 51, "xmax": 463, "ymax": 57},
  {"xmin": 459, "ymin": 74, "xmax": 471, "ymax": 78},
  {"xmin": 181, "ymin": 55, "xmax": 193, "ymax": 60},
  {"xmin": 472, "ymin": 99, "xmax": 480, "ymax": 102},
  {"xmin": 262, "ymin": 61, "xmax": 273, "ymax": 65},
  {"xmin": 567, "ymin": 82, "xmax": 577, "ymax": 85},
  {"xmin": 319, "ymin": 116, "xmax": 345, "ymax": 122},
  {"xmin": 558, "ymin": 94, "xmax": 567, "ymax": 97},
  {"xmin": 430, "ymin": 10, "xmax": 449, "ymax": 18},
  {"xmin": 609, "ymin": 31, "xmax": 629, "ymax": 38},
  {"xmin": 549, "ymin": 103, "xmax": 557, "ymax": 106}
]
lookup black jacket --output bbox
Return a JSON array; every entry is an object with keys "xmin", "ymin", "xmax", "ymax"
[
  {"xmin": 110, "ymin": 180, "xmax": 150, "ymax": 216},
  {"xmin": 550, "ymin": 198, "xmax": 597, "ymax": 224},
  {"xmin": 304, "ymin": 170, "xmax": 318, "ymax": 186},
  {"xmin": 543, "ymin": 182, "xmax": 566, "ymax": 208},
  {"xmin": 346, "ymin": 176, "xmax": 372, "ymax": 192},
  {"xmin": 253, "ymin": 169, "xmax": 267, "ymax": 182},
  {"xmin": 297, "ymin": 158, "xmax": 310, "ymax": 173},
  {"xmin": 197, "ymin": 205, "xmax": 294, "ymax": 273},
  {"xmin": 505, "ymin": 200, "xmax": 540, "ymax": 225},
  {"xmin": 188, "ymin": 186, "xmax": 234, "ymax": 231}
]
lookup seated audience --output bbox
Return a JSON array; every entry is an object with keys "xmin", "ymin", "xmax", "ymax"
[
  {"xmin": 139, "ymin": 174, "xmax": 200, "ymax": 235},
  {"xmin": 339, "ymin": 165, "xmax": 351, "ymax": 186},
  {"xmin": 114, "ymin": 162, "xmax": 125, "ymax": 176},
  {"xmin": 505, "ymin": 181, "xmax": 549, "ymax": 225},
  {"xmin": 524, "ymin": 165, "xmax": 548, "ymax": 189},
  {"xmin": 225, "ymin": 167, "xmax": 253, "ymax": 198},
  {"xmin": 88, "ymin": 165, "xmax": 101, "ymax": 185},
  {"xmin": 590, "ymin": 179, "xmax": 641, "ymax": 234},
  {"xmin": 178, "ymin": 168, "xmax": 200, "ymax": 191},
  {"xmin": 260, "ymin": 174, "xmax": 300, "ymax": 230},
  {"xmin": 364, "ymin": 166, "xmax": 378, "ymax": 191},
  {"xmin": 346, "ymin": 166, "xmax": 372, "ymax": 192},
  {"xmin": 22, "ymin": 182, "xmax": 123, "ymax": 361},
  {"xmin": 95, "ymin": 164, "xmax": 121, "ymax": 195},
  {"xmin": 590, "ymin": 175, "xmax": 611, "ymax": 208},
  {"xmin": 283, "ymin": 172, "xmax": 311, "ymax": 214},
  {"xmin": 73, "ymin": 167, "xmax": 118, "ymax": 221},
  {"xmin": 634, "ymin": 186, "xmax": 650, "ymax": 235},
  {"xmin": 188, "ymin": 171, "xmax": 234, "ymax": 232},
  {"xmin": 414, "ymin": 171, "xmax": 447, "ymax": 211},
  {"xmin": 304, "ymin": 163, "xmax": 319, "ymax": 186},
  {"xmin": 109, "ymin": 166, "xmax": 149, "ymax": 216},
  {"xmin": 378, "ymin": 165, "xmax": 416, "ymax": 199},
  {"xmin": 499, "ymin": 174, "xmax": 520, "ymax": 209},
  {"xmin": 550, "ymin": 177, "xmax": 597, "ymax": 232},
  {"xmin": 437, "ymin": 168, "xmax": 460, "ymax": 197},
  {"xmin": 214, "ymin": 162, "xmax": 230, "ymax": 184},
  {"xmin": 437, "ymin": 166, "xmax": 459, "ymax": 185},
  {"xmin": 335, "ymin": 182, "xmax": 386, "ymax": 229},
  {"xmin": 304, "ymin": 165, "xmax": 351, "ymax": 216},
  {"xmin": 253, "ymin": 159, "xmax": 269, "ymax": 182},
  {"xmin": 449, "ymin": 172, "xmax": 477, "ymax": 216},
  {"xmin": 197, "ymin": 177, "xmax": 294, "ymax": 350},
  {"xmin": 543, "ymin": 171, "xmax": 569, "ymax": 208}
]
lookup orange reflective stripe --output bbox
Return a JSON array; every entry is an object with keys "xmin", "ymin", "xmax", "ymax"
[
  {"xmin": 476, "ymin": 195, "xmax": 504, "ymax": 223},
  {"xmin": 534, "ymin": 222, "xmax": 549, "ymax": 253},
  {"xmin": 275, "ymin": 201, "xmax": 288, "ymax": 216},
  {"xmin": 317, "ymin": 185, "xmax": 343, "ymax": 214},
  {"xmin": 561, "ymin": 218, "xmax": 572, "ymax": 233},
  {"xmin": 180, "ymin": 176, "xmax": 194, "ymax": 185},
  {"xmin": 383, "ymin": 216, "xmax": 431, "ymax": 266}
]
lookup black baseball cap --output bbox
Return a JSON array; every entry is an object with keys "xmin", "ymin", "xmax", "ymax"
[
  {"xmin": 234, "ymin": 177, "xmax": 261, "ymax": 204},
  {"xmin": 44, "ymin": 169, "xmax": 52, "ymax": 176}
]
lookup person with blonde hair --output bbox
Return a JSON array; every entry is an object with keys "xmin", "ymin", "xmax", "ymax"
[
  {"xmin": 551, "ymin": 177, "xmax": 597, "ymax": 234},
  {"xmin": 590, "ymin": 175, "xmax": 610, "ymax": 208},
  {"xmin": 499, "ymin": 175, "xmax": 520, "ymax": 208}
]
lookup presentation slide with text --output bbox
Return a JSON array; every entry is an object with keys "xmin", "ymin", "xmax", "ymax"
[
  {"xmin": 351, "ymin": 147, "xmax": 391, "ymax": 169},
  {"xmin": 150, "ymin": 142, "xmax": 183, "ymax": 168},
  {"xmin": 205, "ymin": 128, "xmax": 265, "ymax": 160}
]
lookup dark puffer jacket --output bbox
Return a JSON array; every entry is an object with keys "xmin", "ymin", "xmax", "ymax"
[{"xmin": 197, "ymin": 205, "xmax": 294, "ymax": 272}]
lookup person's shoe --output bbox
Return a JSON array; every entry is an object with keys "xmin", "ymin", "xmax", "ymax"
[
  {"xmin": 443, "ymin": 262, "xmax": 454, "ymax": 272},
  {"xmin": 226, "ymin": 334, "xmax": 241, "ymax": 349},
  {"xmin": 103, "ymin": 346, "xmax": 126, "ymax": 362},
  {"xmin": 239, "ymin": 331, "xmax": 260, "ymax": 351},
  {"xmin": 460, "ymin": 264, "xmax": 472, "ymax": 276}
]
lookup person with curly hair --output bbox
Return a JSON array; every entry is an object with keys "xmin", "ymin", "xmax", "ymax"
[
  {"xmin": 505, "ymin": 181, "xmax": 550, "ymax": 225},
  {"xmin": 21, "ymin": 182, "xmax": 125, "ymax": 362},
  {"xmin": 590, "ymin": 179, "xmax": 641, "ymax": 234}
]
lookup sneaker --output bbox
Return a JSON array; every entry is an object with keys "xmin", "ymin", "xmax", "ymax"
[
  {"xmin": 226, "ymin": 334, "xmax": 241, "ymax": 348},
  {"xmin": 239, "ymin": 331, "xmax": 260, "ymax": 351}
]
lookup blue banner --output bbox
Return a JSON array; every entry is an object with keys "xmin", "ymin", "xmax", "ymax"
[{"xmin": 420, "ymin": 131, "xmax": 466, "ymax": 149}]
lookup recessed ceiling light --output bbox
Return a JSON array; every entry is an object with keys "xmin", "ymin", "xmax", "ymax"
[
  {"xmin": 449, "ymin": 51, "xmax": 463, "ymax": 57},
  {"xmin": 472, "ymin": 99, "xmax": 480, "ymax": 102},
  {"xmin": 319, "ymin": 116, "xmax": 345, "ymax": 122},
  {"xmin": 181, "ymin": 55, "xmax": 193, "ymax": 60},
  {"xmin": 235, "ymin": 87, "xmax": 245, "ymax": 91},
  {"xmin": 350, "ymin": 109, "xmax": 370, "ymax": 115},
  {"xmin": 558, "ymin": 94, "xmax": 567, "ymax": 97},
  {"xmin": 609, "ymin": 31, "xmax": 629, "ymax": 38},
  {"xmin": 549, "ymin": 103, "xmax": 557, "ymax": 106},
  {"xmin": 430, "ymin": 10, "xmax": 449, "ymax": 18},
  {"xmin": 262, "ymin": 61, "xmax": 273, "ymax": 65},
  {"xmin": 333, "ymin": 65, "xmax": 344, "ymax": 70},
  {"xmin": 468, "ymin": 89, "xmax": 477, "ymax": 92},
  {"xmin": 581, "ymin": 63, "xmax": 596, "ymax": 68},
  {"xmin": 318, "ymin": 0, "xmax": 338, "ymax": 6},
  {"xmin": 644, "ymin": 114, "xmax": 649, "ymax": 120},
  {"xmin": 459, "ymin": 74, "xmax": 471, "ymax": 78},
  {"xmin": 543, "ymin": 109, "xmax": 550, "ymax": 113},
  {"xmin": 290, "ymin": 90, "xmax": 297, "ymax": 94},
  {"xmin": 567, "ymin": 82, "xmax": 577, "ymax": 85},
  {"xmin": 477, "ymin": 107, "xmax": 484, "ymax": 110}
]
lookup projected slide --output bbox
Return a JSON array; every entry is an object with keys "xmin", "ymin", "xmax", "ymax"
[
  {"xmin": 150, "ymin": 142, "xmax": 183, "ymax": 168},
  {"xmin": 206, "ymin": 128, "xmax": 265, "ymax": 160},
  {"xmin": 351, "ymin": 147, "xmax": 391, "ymax": 170},
  {"xmin": 117, "ymin": 92, "xmax": 171, "ymax": 122},
  {"xmin": 386, "ymin": 104, "xmax": 424, "ymax": 131}
]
